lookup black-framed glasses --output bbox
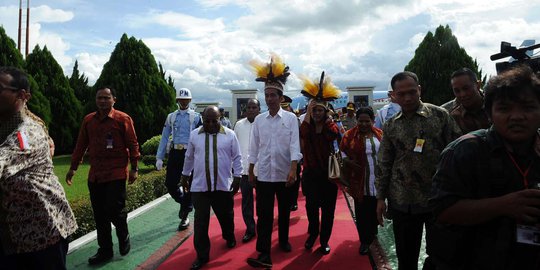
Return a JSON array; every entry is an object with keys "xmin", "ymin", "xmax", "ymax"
[{"xmin": 0, "ymin": 84, "xmax": 19, "ymax": 93}]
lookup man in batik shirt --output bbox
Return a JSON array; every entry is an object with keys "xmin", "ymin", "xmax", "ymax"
[{"xmin": 0, "ymin": 66, "xmax": 77, "ymax": 269}]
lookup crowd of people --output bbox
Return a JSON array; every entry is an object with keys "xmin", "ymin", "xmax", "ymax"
[{"xmin": 0, "ymin": 58, "xmax": 539, "ymax": 270}]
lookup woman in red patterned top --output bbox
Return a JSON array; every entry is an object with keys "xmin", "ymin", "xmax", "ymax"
[
  {"xmin": 339, "ymin": 106, "xmax": 383, "ymax": 255},
  {"xmin": 300, "ymin": 99, "xmax": 340, "ymax": 255}
]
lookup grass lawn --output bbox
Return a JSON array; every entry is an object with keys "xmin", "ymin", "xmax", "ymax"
[{"xmin": 53, "ymin": 155, "xmax": 154, "ymax": 202}]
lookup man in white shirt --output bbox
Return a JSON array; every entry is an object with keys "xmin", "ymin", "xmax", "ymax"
[
  {"xmin": 246, "ymin": 82, "xmax": 303, "ymax": 268},
  {"xmin": 180, "ymin": 106, "xmax": 243, "ymax": 270},
  {"xmin": 233, "ymin": 98, "xmax": 260, "ymax": 243}
]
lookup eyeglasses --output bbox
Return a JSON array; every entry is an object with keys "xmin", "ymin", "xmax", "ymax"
[{"xmin": 0, "ymin": 84, "xmax": 18, "ymax": 93}]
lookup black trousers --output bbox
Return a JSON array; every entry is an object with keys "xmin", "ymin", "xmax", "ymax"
[
  {"xmin": 0, "ymin": 238, "xmax": 68, "ymax": 270},
  {"xmin": 240, "ymin": 175, "xmax": 256, "ymax": 234},
  {"xmin": 88, "ymin": 180, "xmax": 129, "ymax": 253},
  {"xmin": 165, "ymin": 148, "xmax": 193, "ymax": 216},
  {"xmin": 290, "ymin": 163, "xmax": 302, "ymax": 206},
  {"xmin": 391, "ymin": 208, "xmax": 435, "ymax": 270},
  {"xmin": 255, "ymin": 181, "xmax": 291, "ymax": 254},
  {"xmin": 192, "ymin": 191, "xmax": 235, "ymax": 260},
  {"xmin": 354, "ymin": 195, "xmax": 378, "ymax": 246},
  {"xmin": 302, "ymin": 170, "xmax": 338, "ymax": 245}
]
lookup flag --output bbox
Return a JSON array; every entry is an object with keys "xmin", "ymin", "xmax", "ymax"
[{"xmin": 17, "ymin": 131, "xmax": 29, "ymax": 150}]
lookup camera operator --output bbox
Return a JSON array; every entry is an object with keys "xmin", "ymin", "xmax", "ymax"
[{"xmin": 430, "ymin": 65, "xmax": 540, "ymax": 269}]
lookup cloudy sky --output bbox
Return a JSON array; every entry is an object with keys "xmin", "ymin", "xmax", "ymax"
[{"xmin": 1, "ymin": 0, "xmax": 539, "ymax": 106}]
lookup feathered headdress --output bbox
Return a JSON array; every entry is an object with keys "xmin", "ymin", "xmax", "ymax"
[
  {"xmin": 249, "ymin": 53, "xmax": 290, "ymax": 92},
  {"xmin": 300, "ymin": 71, "xmax": 341, "ymax": 106}
]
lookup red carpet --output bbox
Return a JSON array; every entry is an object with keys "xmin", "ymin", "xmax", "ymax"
[{"xmin": 157, "ymin": 188, "xmax": 371, "ymax": 270}]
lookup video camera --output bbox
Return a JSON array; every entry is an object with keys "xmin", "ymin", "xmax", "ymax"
[{"xmin": 490, "ymin": 41, "xmax": 540, "ymax": 74}]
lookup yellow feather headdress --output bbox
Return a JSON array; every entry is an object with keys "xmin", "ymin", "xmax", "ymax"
[
  {"xmin": 300, "ymin": 71, "xmax": 341, "ymax": 102},
  {"xmin": 249, "ymin": 53, "xmax": 290, "ymax": 91}
]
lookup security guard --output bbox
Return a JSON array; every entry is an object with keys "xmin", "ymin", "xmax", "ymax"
[{"xmin": 156, "ymin": 88, "xmax": 201, "ymax": 230}]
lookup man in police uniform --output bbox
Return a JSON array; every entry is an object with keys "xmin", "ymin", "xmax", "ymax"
[{"xmin": 156, "ymin": 88, "xmax": 201, "ymax": 230}]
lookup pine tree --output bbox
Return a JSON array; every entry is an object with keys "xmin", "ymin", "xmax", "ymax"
[
  {"xmin": 0, "ymin": 26, "xmax": 52, "ymax": 126},
  {"xmin": 69, "ymin": 60, "xmax": 93, "ymax": 115},
  {"xmin": 0, "ymin": 26, "xmax": 24, "ymax": 68},
  {"xmin": 26, "ymin": 45, "xmax": 83, "ymax": 154},
  {"xmin": 159, "ymin": 62, "xmax": 175, "ymax": 89},
  {"xmin": 94, "ymin": 34, "xmax": 176, "ymax": 144},
  {"xmin": 404, "ymin": 25, "xmax": 485, "ymax": 105}
]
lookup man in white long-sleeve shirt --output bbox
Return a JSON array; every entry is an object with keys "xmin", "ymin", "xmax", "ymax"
[
  {"xmin": 247, "ymin": 82, "xmax": 303, "ymax": 269},
  {"xmin": 233, "ymin": 98, "xmax": 261, "ymax": 243},
  {"xmin": 180, "ymin": 106, "xmax": 243, "ymax": 270}
]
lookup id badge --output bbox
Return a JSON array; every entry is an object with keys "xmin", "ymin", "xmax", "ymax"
[
  {"xmin": 413, "ymin": 138, "xmax": 425, "ymax": 153},
  {"xmin": 516, "ymin": 224, "xmax": 540, "ymax": 246},
  {"xmin": 106, "ymin": 138, "xmax": 113, "ymax": 149},
  {"xmin": 106, "ymin": 133, "xmax": 113, "ymax": 149}
]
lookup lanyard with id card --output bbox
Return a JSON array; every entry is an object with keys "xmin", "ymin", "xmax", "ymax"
[
  {"xmin": 106, "ymin": 132, "xmax": 113, "ymax": 149},
  {"xmin": 413, "ymin": 130, "xmax": 425, "ymax": 153},
  {"xmin": 516, "ymin": 182, "xmax": 540, "ymax": 246}
]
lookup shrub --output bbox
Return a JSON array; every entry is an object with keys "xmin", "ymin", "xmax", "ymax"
[
  {"xmin": 142, "ymin": 155, "xmax": 157, "ymax": 167},
  {"xmin": 68, "ymin": 170, "xmax": 167, "ymax": 239},
  {"xmin": 141, "ymin": 135, "xmax": 162, "ymax": 155}
]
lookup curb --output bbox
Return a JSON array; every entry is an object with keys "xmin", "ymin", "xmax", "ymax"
[{"xmin": 67, "ymin": 194, "xmax": 172, "ymax": 254}]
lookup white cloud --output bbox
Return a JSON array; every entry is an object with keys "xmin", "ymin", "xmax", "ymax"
[
  {"xmin": 2, "ymin": 0, "xmax": 540, "ymax": 108},
  {"xmin": 32, "ymin": 5, "xmax": 74, "ymax": 23},
  {"xmin": 72, "ymin": 52, "xmax": 109, "ymax": 83},
  {"xmin": 30, "ymin": 24, "xmax": 71, "ymax": 67},
  {"xmin": 124, "ymin": 11, "xmax": 225, "ymax": 39}
]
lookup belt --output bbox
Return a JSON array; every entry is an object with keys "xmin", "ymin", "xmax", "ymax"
[{"xmin": 173, "ymin": 144, "xmax": 188, "ymax": 150}]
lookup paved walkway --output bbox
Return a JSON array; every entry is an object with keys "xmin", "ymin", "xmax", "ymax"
[
  {"xmin": 66, "ymin": 191, "xmax": 388, "ymax": 270},
  {"xmin": 67, "ymin": 196, "xmax": 193, "ymax": 269}
]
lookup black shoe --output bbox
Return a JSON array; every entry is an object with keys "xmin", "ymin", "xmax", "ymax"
[
  {"xmin": 320, "ymin": 244, "xmax": 331, "ymax": 255},
  {"xmin": 119, "ymin": 234, "xmax": 131, "ymax": 256},
  {"xmin": 226, "ymin": 239, "xmax": 236, "ymax": 248},
  {"xmin": 190, "ymin": 257, "xmax": 209, "ymax": 270},
  {"xmin": 359, "ymin": 244, "xmax": 370, "ymax": 255},
  {"xmin": 247, "ymin": 253, "xmax": 272, "ymax": 268},
  {"xmin": 304, "ymin": 235, "xmax": 317, "ymax": 250},
  {"xmin": 279, "ymin": 242, "xmax": 292, "ymax": 252},
  {"xmin": 290, "ymin": 204, "xmax": 298, "ymax": 211},
  {"xmin": 88, "ymin": 250, "xmax": 113, "ymax": 265},
  {"xmin": 242, "ymin": 232, "xmax": 256, "ymax": 243},
  {"xmin": 178, "ymin": 217, "xmax": 190, "ymax": 231}
]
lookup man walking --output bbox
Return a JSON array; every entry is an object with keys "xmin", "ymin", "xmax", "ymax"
[
  {"xmin": 233, "ymin": 98, "xmax": 260, "ymax": 243},
  {"xmin": 180, "ymin": 106, "xmax": 242, "ymax": 270},
  {"xmin": 0, "ymin": 67, "xmax": 77, "ymax": 269},
  {"xmin": 442, "ymin": 68, "xmax": 490, "ymax": 133},
  {"xmin": 246, "ymin": 55, "xmax": 302, "ymax": 268},
  {"xmin": 375, "ymin": 71, "xmax": 460, "ymax": 270},
  {"xmin": 156, "ymin": 88, "xmax": 201, "ymax": 230},
  {"xmin": 67, "ymin": 87, "xmax": 140, "ymax": 265},
  {"xmin": 431, "ymin": 66, "xmax": 540, "ymax": 269}
]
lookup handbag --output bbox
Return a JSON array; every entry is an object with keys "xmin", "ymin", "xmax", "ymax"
[{"xmin": 328, "ymin": 141, "xmax": 342, "ymax": 183}]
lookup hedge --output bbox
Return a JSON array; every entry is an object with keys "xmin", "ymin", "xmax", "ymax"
[
  {"xmin": 141, "ymin": 135, "xmax": 168, "ymax": 167},
  {"xmin": 68, "ymin": 169, "xmax": 168, "ymax": 240},
  {"xmin": 141, "ymin": 135, "xmax": 161, "ymax": 155}
]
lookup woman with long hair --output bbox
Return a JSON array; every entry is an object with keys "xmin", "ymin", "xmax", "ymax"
[{"xmin": 339, "ymin": 106, "xmax": 383, "ymax": 255}]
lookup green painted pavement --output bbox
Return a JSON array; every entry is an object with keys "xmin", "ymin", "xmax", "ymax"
[
  {"xmin": 66, "ymin": 197, "xmax": 190, "ymax": 270},
  {"xmin": 376, "ymin": 220, "xmax": 428, "ymax": 270}
]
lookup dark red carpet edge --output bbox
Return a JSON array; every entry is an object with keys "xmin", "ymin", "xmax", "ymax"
[{"xmin": 157, "ymin": 188, "xmax": 372, "ymax": 270}]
